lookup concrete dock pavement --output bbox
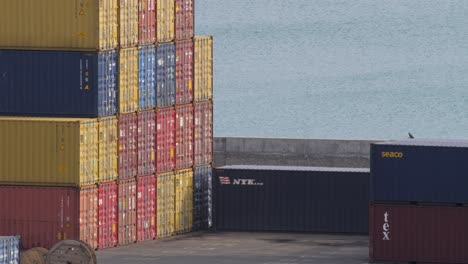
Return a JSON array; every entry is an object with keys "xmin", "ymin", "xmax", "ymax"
[{"xmin": 96, "ymin": 232, "xmax": 370, "ymax": 264}]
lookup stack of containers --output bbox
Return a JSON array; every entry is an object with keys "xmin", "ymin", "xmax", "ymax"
[
  {"xmin": 0, "ymin": 0, "xmax": 213, "ymax": 249},
  {"xmin": 0, "ymin": 0, "xmax": 120, "ymax": 251},
  {"xmin": 369, "ymin": 140, "xmax": 468, "ymax": 264}
]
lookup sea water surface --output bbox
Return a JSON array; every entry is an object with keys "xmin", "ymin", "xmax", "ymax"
[{"xmin": 196, "ymin": 0, "xmax": 468, "ymax": 139}]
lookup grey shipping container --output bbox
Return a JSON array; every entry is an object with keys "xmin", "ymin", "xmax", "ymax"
[
  {"xmin": 156, "ymin": 43, "xmax": 176, "ymax": 107},
  {"xmin": 0, "ymin": 50, "xmax": 118, "ymax": 117},
  {"xmin": 214, "ymin": 165, "xmax": 370, "ymax": 234},
  {"xmin": 193, "ymin": 166, "xmax": 212, "ymax": 231},
  {"xmin": 371, "ymin": 140, "xmax": 468, "ymax": 204},
  {"xmin": 0, "ymin": 236, "xmax": 20, "ymax": 264}
]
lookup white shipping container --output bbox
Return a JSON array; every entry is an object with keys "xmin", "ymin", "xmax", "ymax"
[{"xmin": 0, "ymin": 236, "xmax": 20, "ymax": 264}]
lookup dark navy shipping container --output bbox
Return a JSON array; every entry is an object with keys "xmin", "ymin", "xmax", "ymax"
[
  {"xmin": 138, "ymin": 45, "xmax": 156, "ymax": 110},
  {"xmin": 371, "ymin": 140, "xmax": 468, "ymax": 204},
  {"xmin": 214, "ymin": 165, "xmax": 370, "ymax": 234},
  {"xmin": 156, "ymin": 43, "xmax": 176, "ymax": 108},
  {"xmin": 0, "ymin": 50, "xmax": 118, "ymax": 117},
  {"xmin": 193, "ymin": 165, "xmax": 212, "ymax": 231}
]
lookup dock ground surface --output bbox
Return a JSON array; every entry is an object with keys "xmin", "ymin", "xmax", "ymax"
[{"xmin": 96, "ymin": 232, "xmax": 369, "ymax": 264}]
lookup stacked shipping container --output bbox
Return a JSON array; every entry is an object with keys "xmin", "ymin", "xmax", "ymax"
[
  {"xmin": 0, "ymin": 0, "xmax": 213, "ymax": 251},
  {"xmin": 369, "ymin": 140, "xmax": 468, "ymax": 264}
]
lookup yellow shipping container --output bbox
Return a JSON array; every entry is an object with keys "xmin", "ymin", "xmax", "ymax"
[
  {"xmin": 157, "ymin": 172, "xmax": 176, "ymax": 238},
  {"xmin": 0, "ymin": 117, "xmax": 98, "ymax": 186},
  {"xmin": 156, "ymin": 0, "xmax": 175, "ymax": 42},
  {"xmin": 194, "ymin": 36, "xmax": 213, "ymax": 102},
  {"xmin": 118, "ymin": 0, "xmax": 139, "ymax": 48},
  {"xmin": 0, "ymin": 0, "xmax": 118, "ymax": 51},
  {"xmin": 119, "ymin": 47, "xmax": 139, "ymax": 113},
  {"xmin": 98, "ymin": 116, "xmax": 118, "ymax": 182},
  {"xmin": 175, "ymin": 169, "xmax": 193, "ymax": 234}
]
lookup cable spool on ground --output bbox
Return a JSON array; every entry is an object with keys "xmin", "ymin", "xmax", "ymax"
[{"xmin": 45, "ymin": 240, "xmax": 96, "ymax": 264}]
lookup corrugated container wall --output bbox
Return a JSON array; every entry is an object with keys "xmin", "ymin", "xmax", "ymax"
[
  {"xmin": 138, "ymin": 111, "xmax": 156, "ymax": 176},
  {"xmin": 118, "ymin": 114, "xmax": 138, "ymax": 179},
  {"xmin": 99, "ymin": 117, "xmax": 119, "ymax": 182},
  {"xmin": 98, "ymin": 182, "xmax": 118, "ymax": 249},
  {"xmin": 138, "ymin": 45, "xmax": 156, "ymax": 110},
  {"xmin": 80, "ymin": 186, "xmax": 99, "ymax": 249},
  {"xmin": 175, "ymin": 105, "xmax": 194, "ymax": 169},
  {"xmin": 119, "ymin": 48, "xmax": 139, "ymax": 114},
  {"xmin": 0, "ymin": 0, "xmax": 118, "ymax": 51},
  {"xmin": 370, "ymin": 204, "xmax": 468, "ymax": 264},
  {"xmin": 0, "ymin": 236, "xmax": 20, "ymax": 264},
  {"xmin": 156, "ymin": 0, "xmax": 175, "ymax": 42},
  {"xmin": 118, "ymin": 0, "xmax": 139, "ymax": 48},
  {"xmin": 138, "ymin": 0, "xmax": 156, "ymax": 45},
  {"xmin": 0, "ymin": 118, "xmax": 98, "ymax": 186},
  {"xmin": 176, "ymin": 40, "xmax": 194, "ymax": 105},
  {"xmin": 156, "ymin": 107, "xmax": 176, "ymax": 173},
  {"xmin": 371, "ymin": 140, "xmax": 468, "ymax": 204},
  {"xmin": 175, "ymin": 169, "xmax": 193, "ymax": 234},
  {"xmin": 194, "ymin": 101, "xmax": 213, "ymax": 166},
  {"xmin": 156, "ymin": 43, "xmax": 176, "ymax": 107},
  {"xmin": 194, "ymin": 36, "xmax": 213, "ymax": 102},
  {"xmin": 193, "ymin": 166, "xmax": 212, "ymax": 231},
  {"xmin": 0, "ymin": 186, "xmax": 98, "ymax": 249},
  {"xmin": 0, "ymin": 50, "xmax": 118, "ymax": 117},
  {"xmin": 137, "ymin": 175, "xmax": 156, "ymax": 241},
  {"xmin": 157, "ymin": 172, "xmax": 175, "ymax": 238},
  {"xmin": 118, "ymin": 178, "xmax": 137, "ymax": 245},
  {"xmin": 175, "ymin": 0, "xmax": 194, "ymax": 40},
  {"xmin": 214, "ymin": 166, "xmax": 370, "ymax": 233}
]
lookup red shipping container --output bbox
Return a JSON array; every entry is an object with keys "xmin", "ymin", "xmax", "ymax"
[
  {"xmin": 138, "ymin": 110, "xmax": 156, "ymax": 176},
  {"xmin": 0, "ymin": 186, "xmax": 98, "ymax": 250},
  {"xmin": 118, "ymin": 178, "xmax": 137, "ymax": 245},
  {"xmin": 175, "ymin": 104, "xmax": 194, "ymax": 169},
  {"xmin": 98, "ymin": 182, "xmax": 118, "ymax": 249},
  {"xmin": 176, "ymin": 40, "xmax": 194, "ymax": 105},
  {"xmin": 119, "ymin": 113, "xmax": 138, "ymax": 179},
  {"xmin": 370, "ymin": 204, "xmax": 468, "ymax": 264},
  {"xmin": 139, "ymin": 0, "xmax": 156, "ymax": 44},
  {"xmin": 137, "ymin": 175, "xmax": 156, "ymax": 241},
  {"xmin": 194, "ymin": 101, "xmax": 213, "ymax": 166},
  {"xmin": 157, "ymin": 107, "xmax": 176, "ymax": 173},
  {"xmin": 175, "ymin": 0, "xmax": 194, "ymax": 40}
]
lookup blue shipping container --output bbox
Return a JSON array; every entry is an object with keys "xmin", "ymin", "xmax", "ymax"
[
  {"xmin": 139, "ymin": 45, "xmax": 156, "ymax": 110},
  {"xmin": 0, "ymin": 50, "xmax": 117, "ymax": 117},
  {"xmin": 193, "ymin": 166, "xmax": 212, "ymax": 231},
  {"xmin": 371, "ymin": 140, "xmax": 468, "ymax": 204},
  {"xmin": 214, "ymin": 165, "xmax": 370, "ymax": 233},
  {"xmin": 0, "ymin": 236, "xmax": 20, "ymax": 264},
  {"xmin": 156, "ymin": 43, "xmax": 176, "ymax": 107}
]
